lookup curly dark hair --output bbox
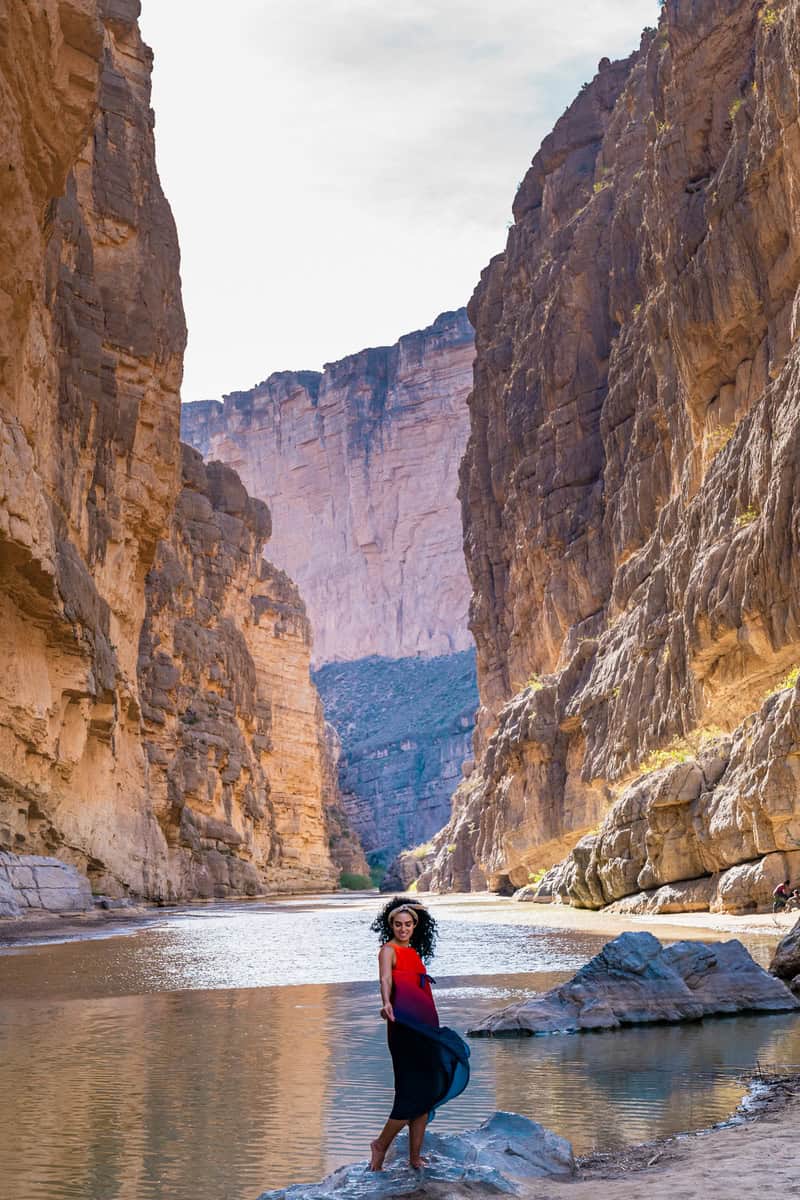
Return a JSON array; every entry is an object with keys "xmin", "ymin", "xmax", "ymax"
[{"xmin": 370, "ymin": 896, "xmax": 438, "ymax": 962}]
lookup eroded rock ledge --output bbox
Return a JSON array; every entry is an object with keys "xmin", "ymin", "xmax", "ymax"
[
  {"xmin": 422, "ymin": 0, "xmax": 800, "ymax": 903},
  {"xmin": 533, "ymin": 681, "xmax": 800, "ymax": 915},
  {"xmin": 0, "ymin": 0, "xmax": 345, "ymax": 902}
]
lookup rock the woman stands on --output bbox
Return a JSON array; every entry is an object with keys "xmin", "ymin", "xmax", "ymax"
[{"xmin": 368, "ymin": 897, "xmax": 470, "ymax": 1170}]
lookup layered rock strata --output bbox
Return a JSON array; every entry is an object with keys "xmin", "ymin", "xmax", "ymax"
[
  {"xmin": 0, "ymin": 0, "xmax": 339, "ymax": 900},
  {"xmin": 182, "ymin": 313, "xmax": 477, "ymax": 878},
  {"xmin": 181, "ymin": 309, "xmax": 474, "ymax": 665},
  {"xmin": 139, "ymin": 447, "xmax": 337, "ymax": 897},
  {"xmin": 422, "ymin": 0, "xmax": 800, "ymax": 903},
  {"xmin": 313, "ymin": 651, "xmax": 477, "ymax": 866}
]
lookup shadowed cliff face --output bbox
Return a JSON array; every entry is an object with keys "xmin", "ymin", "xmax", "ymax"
[
  {"xmin": 314, "ymin": 651, "xmax": 478, "ymax": 864},
  {"xmin": 182, "ymin": 311, "xmax": 478, "ymax": 868},
  {"xmin": 139, "ymin": 447, "xmax": 337, "ymax": 898},
  {"xmin": 0, "ymin": 1, "xmax": 340, "ymax": 900},
  {"xmin": 422, "ymin": 0, "xmax": 800, "ymax": 903},
  {"xmin": 181, "ymin": 309, "xmax": 475, "ymax": 665}
]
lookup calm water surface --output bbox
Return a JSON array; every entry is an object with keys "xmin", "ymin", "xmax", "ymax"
[{"xmin": 1, "ymin": 894, "xmax": 799, "ymax": 1200}]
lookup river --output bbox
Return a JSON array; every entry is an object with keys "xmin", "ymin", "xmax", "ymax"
[{"xmin": 2, "ymin": 893, "xmax": 799, "ymax": 1199}]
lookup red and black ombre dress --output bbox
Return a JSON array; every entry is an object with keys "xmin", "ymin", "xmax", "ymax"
[{"xmin": 386, "ymin": 943, "xmax": 470, "ymax": 1121}]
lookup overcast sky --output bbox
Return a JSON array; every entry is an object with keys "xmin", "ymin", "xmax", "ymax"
[{"xmin": 139, "ymin": 1, "xmax": 660, "ymax": 402}]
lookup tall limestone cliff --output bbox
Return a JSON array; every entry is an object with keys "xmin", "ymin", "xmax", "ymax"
[
  {"xmin": 420, "ymin": 0, "xmax": 800, "ymax": 911},
  {"xmin": 181, "ymin": 309, "xmax": 474, "ymax": 665},
  {"xmin": 0, "ymin": 0, "xmax": 339, "ymax": 901},
  {"xmin": 182, "ymin": 311, "xmax": 478, "ymax": 863},
  {"xmin": 139, "ymin": 447, "xmax": 338, "ymax": 897}
]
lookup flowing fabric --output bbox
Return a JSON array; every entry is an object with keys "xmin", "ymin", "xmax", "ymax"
[{"xmin": 386, "ymin": 944, "xmax": 470, "ymax": 1121}]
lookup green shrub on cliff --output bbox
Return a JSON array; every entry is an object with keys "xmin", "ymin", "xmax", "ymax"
[
  {"xmin": 339, "ymin": 871, "xmax": 373, "ymax": 890},
  {"xmin": 764, "ymin": 665, "xmax": 800, "ymax": 700},
  {"xmin": 735, "ymin": 505, "xmax": 759, "ymax": 528}
]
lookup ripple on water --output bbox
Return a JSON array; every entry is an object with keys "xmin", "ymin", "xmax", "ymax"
[{"xmin": 0, "ymin": 895, "xmax": 798, "ymax": 1200}]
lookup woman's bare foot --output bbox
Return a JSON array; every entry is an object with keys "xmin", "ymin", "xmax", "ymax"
[
  {"xmin": 369, "ymin": 1140, "xmax": 387, "ymax": 1171},
  {"xmin": 409, "ymin": 1154, "xmax": 427, "ymax": 1170}
]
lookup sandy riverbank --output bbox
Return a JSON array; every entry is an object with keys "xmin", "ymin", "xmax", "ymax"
[
  {"xmin": 2, "ymin": 888, "xmax": 797, "ymax": 949},
  {"xmin": 528, "ymin": 1077, "xmax": 800, "ymax": 1199},
  {"xmin": 412, "ymin": 890, "xmax": 800, "ymax": 943}
]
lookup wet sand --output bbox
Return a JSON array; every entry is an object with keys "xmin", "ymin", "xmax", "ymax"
[
  {"xmin": 532, "ymin": 1078, "xmax": 800, "ymax": 1199},
  {"xmin": 0, "ymin": 903, "xmax": 159, "ymax": 945}
]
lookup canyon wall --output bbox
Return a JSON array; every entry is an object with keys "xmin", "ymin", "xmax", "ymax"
[
  {"xmin": 181, "ymin": 309, "xmax": 474, "ymax": 665},
  {"xmin": 182, "ymin": 312, "xmax": 478, "ymax": 866},
  {"xmin": 419, "ymin": 0, "xmax": 800, "ymax": 910},
  {"xmin": 0, "ymin": 0, "xmax": 338, "ymax": 901},
  {"xmin": 314, "ymin": 650, "xmax": 477, "ymax": 865},
  {"xmin": 139, "ymin": 447, "xmax": 337, "ymax": 897}
]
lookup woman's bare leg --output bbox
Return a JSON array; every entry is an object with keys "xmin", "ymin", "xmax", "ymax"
[
  {"xmin": 369, "ymin": 1118, "xmax": 406, "ymax": 1170},
  {"xmin": 408, "ymin": 1113, "xmax": 428, "ymax": 1168}
]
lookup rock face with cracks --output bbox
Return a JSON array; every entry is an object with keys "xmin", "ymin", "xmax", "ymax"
[
  {"xmin": 423, "ymin": 0, "xmax": 800, "ymax": 904},
  {"xmin": 470, "ymin": 932, "xmax": 800, "ymax": 1036},
  {"xmin": 0, "ymin": 851, "xmax": 93, "ymax": 917},
  {"xmin": 0, "ymin": 0, "xmax": 343, "ymax": 902},
  {"xmin": 770, "ymin": 915, "xmax": 800, "ymax": 989},
  {"xmin": 258, "ymin": 1112, "xmax": 574, "ymax": 1199},
  {"xmin": 314, "ymin": 651, "xmax": 477, "ymax": 864},
  {"xmin": 139, "ymin": 447, "xmax": 338, "ymax": 898},
  {"xmin": 181, "ymin": 309, "xmax": 474, "ymax": 665}
]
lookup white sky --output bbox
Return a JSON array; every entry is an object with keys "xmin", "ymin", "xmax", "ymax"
[{"xmin": 139, "ymin": 1, "xmax": 660, "ymax": 402}]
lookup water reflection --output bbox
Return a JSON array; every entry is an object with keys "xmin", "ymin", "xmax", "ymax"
[
  {"xmin": 0, "ymin": 901, "xmax": 609, "ymax": 998},
  {"xmin": 1, "ymin": 986, "xmax": 334, "ymax": 1199},
  {"xmin": 5, "ymin": 979, "xmax": 799, "ymax": 1199},
  {"xmin": 1, "ymin": 898, "xmax": 798, "ymax": 1199}
]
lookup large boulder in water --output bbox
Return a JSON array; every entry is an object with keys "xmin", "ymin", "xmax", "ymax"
[
  {"xmin": 770, "ymin": 916, "xmax": 800, "ymax": 990},
  {"xmin": 258, "ymin": 1111, "xmax": 574, "ymax": 1198},
  {"xmin": 469, "ymin": 931, "xmax": 799, "ymax": 1036}
]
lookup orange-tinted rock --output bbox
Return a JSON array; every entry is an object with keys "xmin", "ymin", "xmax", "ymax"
[
  {"xmin": 181, "ymin": 310, "xmax": 474, "ymax": 665},
  {"xmin": 0, "ymin": 0, "xmax": 184, "ymax": 896},
  {"xmin": 139, "ymin": 447, "xmax": 338, "ymax": 897},
  {"xmin": 427, "ymin": 0, "xmax": 800, "ymax": 898},
  {"xmin": 0, "ymin": 1, "xmax": 341, "ymax": 900}
]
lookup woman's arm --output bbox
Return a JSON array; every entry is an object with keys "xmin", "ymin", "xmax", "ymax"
[{"xmin": 378, "ymin": 944, "xmax": 395, "ymax": 1021}]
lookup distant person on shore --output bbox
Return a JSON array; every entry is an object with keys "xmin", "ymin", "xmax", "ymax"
[
  {"xmin": 773, "ymin": 879, "xmax": 793, "ymax": 911},
  {"xmin": 368, "ymin": 897, "xmax": 470, "ymax": 1171}
]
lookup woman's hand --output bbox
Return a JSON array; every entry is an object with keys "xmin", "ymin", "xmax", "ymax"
[{"xmin": 378, "ymin": 943, "xmax": 395, "ymax": 1022}]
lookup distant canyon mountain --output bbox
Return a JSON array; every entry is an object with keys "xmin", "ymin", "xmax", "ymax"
[
  {"xmin": 181, "ymin": 311, "xmax": 478, "ymax": 863},
  {"xmin": 181, "ymin": 309, "xmax": 474, "ymax": 666}
]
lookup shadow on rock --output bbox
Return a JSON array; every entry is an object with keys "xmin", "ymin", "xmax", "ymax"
[
  {"xmin": 470, "ymin": 931, "xmax": 799, "ymax": 1036},
  {"xmin": 258, "ymin": 1112, "xmax": 574, "ymax": 1199}
]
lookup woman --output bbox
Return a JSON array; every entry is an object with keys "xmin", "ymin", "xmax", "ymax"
[{"xmin": 368, "ymin": 897, "xmax": 470, "ymax": 1171}]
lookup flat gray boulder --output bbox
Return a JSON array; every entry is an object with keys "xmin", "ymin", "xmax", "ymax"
[
  {"xmin": 258, "ymin": 1112, "xmax": 574, "ymax": 1199},
  {"xmin": 469, "ymin": 931, "xmax": 800, "ymax": 1036},
  {"xmin": 0, "ymin": 851, "xmax": 93, "ymax": 916}
]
